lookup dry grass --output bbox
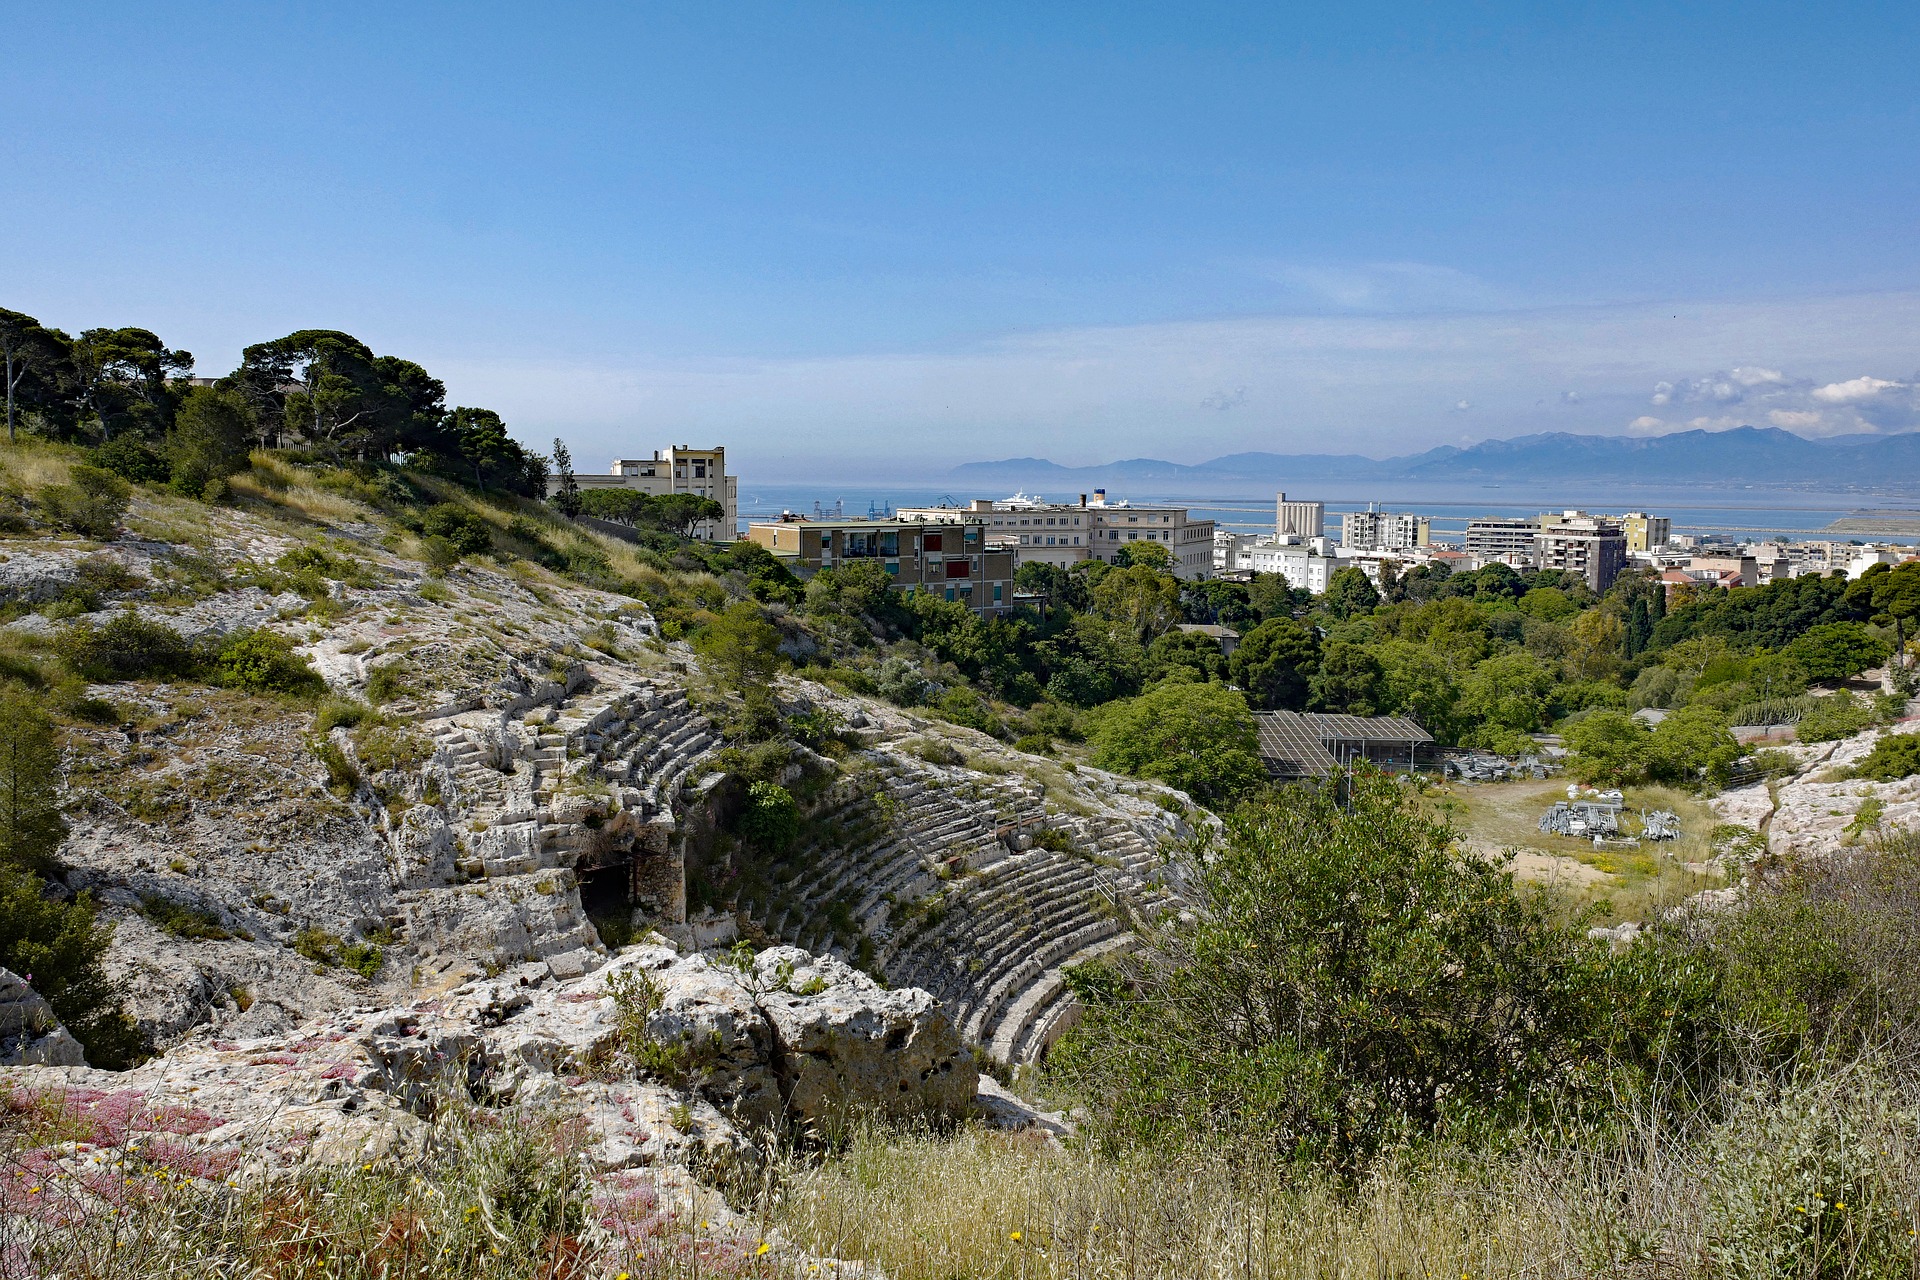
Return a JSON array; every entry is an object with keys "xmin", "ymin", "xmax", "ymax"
[
  {"xmin": 1434, "ymin": 777, "xmax": 1727, "ymax": 924},
  {"xmin": 774, "ymin": 1062, "xmax": 1920, "ymax": 1280}
]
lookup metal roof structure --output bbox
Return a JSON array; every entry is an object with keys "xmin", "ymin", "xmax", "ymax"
[{"xmin": 1254, "ymin": 711, "xmax": 1434, "ymax": 778}]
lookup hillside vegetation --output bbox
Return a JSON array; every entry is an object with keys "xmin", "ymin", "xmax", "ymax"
[{"xmin": 0, "ymin": 305, "xmax": 1917, "ymax": 1276}]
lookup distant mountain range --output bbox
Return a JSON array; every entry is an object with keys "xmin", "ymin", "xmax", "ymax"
[{"xmin": 949, "ymin": 426, "xmax": 1920, "ymax": 493}]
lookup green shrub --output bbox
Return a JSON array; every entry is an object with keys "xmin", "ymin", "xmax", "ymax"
[
  {"xmin": 1849, "ymin": 732, "xmax": 1920, "ymax": 782},
  {"xmin": 311, "ymin": 737, "xmax": 360, "ymax": 794},
  {"xmin": 0, "ymin": 865, "xmax": 143, "ymax": 1067},
  {"xmin": 36, "ymin": 464, "xmax": 132, "ymax": 538},
  {"xmin": 138, "ymin": 894, "xmax": 232, "ymax": 940},
  {"xmin": 210, "ymin": 628, "xmax": 325, "ymax": 697},
  {"xmin": 1052, "ymin": 772, "xmax": 1716, "ymax": 1169},
  {"xmin": 56, "ymin": 611, "xmax": 196, "ymax": 681},
  {"xmin": 1798, "ymin": 691, "xmax": 1878, "ymax": 743},
  {"xmin": 739, "ymin": 780, "xmax": 800, "ymax": 852},
  {"xmin": 86, "ymin": 437, "xmax": 170, "ymax": 485},
  {"xmin": 312, "ymin": 697, "xmax": 372, "ymax": 733},
  {"xmin": 0, "ymin": 689, "xmax": 68, "ymax": 876},
  {"xmin": 365, "ymin": 662, "xmax": 412, "ymax": 704},
  {"xmin": 292, "ymin": 926, "xmax": 342, "ymax": 966},
  {"xmin": 353, "ymin": 723, "xmax": 432, "ymax": 773},
  {"xmin": 419, "ymin": 503, "xmax": 493, "ymax": 557},
  {"xmin": 341, "ymin": 940, "xmax": 384, "ymax": 980}
]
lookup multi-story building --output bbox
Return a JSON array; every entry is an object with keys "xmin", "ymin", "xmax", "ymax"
[
  {"xmin": 550, "ymin": 446, "xmax": 739, "ymax": 541},
  {"xmin": 1215, "ymin": 530, "xmax": 1260, "ymax": 574},
  {"xmin": 1341, "ymin": 504, "xmax": 1430, "ymax": 553},
  {"xmin": 1247, "ymin": 536, "xmax": 1341, "ymax": 594},
  {"xmin": 1536, "ymin": 512, "xmax": 1627, "ymax": 592},
  {"xmin": 895, "ymin": 492, "xmax": 1215, "ymax": 580},
  {"xmin": 1688, "ymin": 554, "xmax": 1758, "ymax": 588},
  {"xmin": 1616, "ymin": 512, "xmax": 1671, "ymax": 554},
  {"xmin": 744, "ymin": 515, "xmax": 1016, "ymax": 616},
  {"xmin": 1464, "ymin": 517, "xmax": 1541, "ymax": 566},
  {"xmin": 1275, "ymin": 492, "xmax": 1326, "ymax": 539}
]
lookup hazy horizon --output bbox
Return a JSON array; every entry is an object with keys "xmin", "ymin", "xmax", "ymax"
[{"xmin": 7, "ymin": 3, "xmax": 1918, "ymax": 475}]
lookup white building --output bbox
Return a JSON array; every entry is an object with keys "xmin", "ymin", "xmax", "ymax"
[
  {"xmin": 549, "ymin": 445, "xmax": 738, "ymax": 541},
  {"xmin": 1275, "ymin": 492, "xmax": 1325, "ymax": 539},
  {"xmin": 1215, "ymin": 530, "xmax": 1260, "ymax": 574},
  {"xmin": 1341, "ymin": 504, "xmax": 1431, "ymax": 553},
  {"xmin": 1247, "ymin": 535, "xmax": 1341, "ymax": 594},
  {"xmin": 897, "ymin": 492, "xmax": 1216, "ymax": 580}
]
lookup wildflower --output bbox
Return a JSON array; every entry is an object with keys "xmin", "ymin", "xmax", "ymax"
[
  {"xmin": 1010, "ymin": 1231, "xmax": 1023, "ymax": 1242},
  {"xmin": 618, "ymin": 1274, "xmax": 630, "ymax": 1280},
  {"xmin": 756, "ymin": 1242, "xmax": 771, "ymax": 1256}
]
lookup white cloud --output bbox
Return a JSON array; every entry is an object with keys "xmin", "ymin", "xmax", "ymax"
[
  {"xmin": 1200, "ymin": 387, "xmax": 1247, "ymax": 411},
  {"xmin": 1812, "ymin": 375, "xmax": 1904, "ymax": 404},
  {"xmin": 1768, "ymin": 409, "xmax": 1824, "ymax": 428},
  {"xmin": 428, "ymin": 290, "xmax": 1920, "ymax": 475},
  {"xmin": 1261, "ymin": 261, "xmax": 1508, "ymax": 313}
]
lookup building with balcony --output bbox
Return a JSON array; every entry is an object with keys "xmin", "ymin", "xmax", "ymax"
[
  {"xmin": 1464, "ymin": 516, "xmax": 1542, "ymax": 567},
  {"xmin": 1536, "ymin": 512, "xmax": 1627, "ymax": 592},
  {"xmin": 1341, "ymin": 504, "xmax": 1431, "ymax": 552},
  {"xmin": 745, "ymin": 515, "xmax": 1015, "ymax": 615},
  {"xmin": 548, "ymin": 445, "xmax": 738, "ymax": 541},
  {"xmin": 895, "ymin": 492, "xmax": 1215, "ymax": 580}
]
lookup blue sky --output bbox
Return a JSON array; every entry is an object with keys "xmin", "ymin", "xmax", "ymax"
[{"xmin": 5, "ymin": 2, "xmax": 1918, "ymax": 477}]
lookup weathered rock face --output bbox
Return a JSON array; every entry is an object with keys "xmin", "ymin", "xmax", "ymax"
[
  {"xmin": 0, "ymin": 938, "xmax": 976, "ymax": 1245},
  {"xmin": 0, "ymin": 968, "xmax": 84, "ymax": 1068},
  {"xmin": 751, "ymin": 947, "xmax": 974, "ymax": 1124},
  {"xmin": 1711, "ymin": 724, "xmax": 1920, "ymax": 859}
]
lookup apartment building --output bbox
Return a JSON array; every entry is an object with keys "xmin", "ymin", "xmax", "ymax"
[
  {"xmin": 1341, "ymin": 504, "xmax": 1431, "ymax": 553},
  {"xmin": 1617, "ymin": 512, "xmax": 1671, "ymax": 554},
  {"xmin": 550, "ymin": 445, "xmax": 739, "ymax": 541},
  {"xmin": 1536, "ymin": 512, "xmax": 1627, "ymax": 592},
  {"xmin": 745, "ymin": 515, "xmax": 1016, "ymax": 615},
  {"xmin": 1247, "ymin": 536, "xmax": 1341, "ymax": 594},
  {"xmin": 1275, "ymin": 492, "xmax": 1326, "ymax": 539},
  {"xmin": 1215, "ymin": 530, "xmax": 1260, "ymax": 574},
  {"xmin": 1464, "ymin": 517, "xmax": 1541, "ymax": 566},
  {"xmin": 1688, "ymin": 554, "xmax": 1758, "ymax": 588},
  {"xmin": 895, "ymin": 492, "xmax": 1215, "ymax": 580}
]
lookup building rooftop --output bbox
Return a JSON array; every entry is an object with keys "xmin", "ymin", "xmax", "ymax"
[{"xmin": 1254, "ymin": 711, "xmax": 1434, "ymax": 778}]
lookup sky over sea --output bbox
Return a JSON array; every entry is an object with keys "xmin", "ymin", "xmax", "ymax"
[{"xmin": 5, "ymin": 2, "xmax": 1918, "ymax": 477}]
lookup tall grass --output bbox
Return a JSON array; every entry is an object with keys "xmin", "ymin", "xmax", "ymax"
[{"xmin": 772, "ymin": 1060, "xmax": 1919, "ymax": 1279}]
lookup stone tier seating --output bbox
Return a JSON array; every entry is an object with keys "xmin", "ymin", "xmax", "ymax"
[{"xmin": 742, "ymin": 748, "xmax": 1181, "ymax": 1065}]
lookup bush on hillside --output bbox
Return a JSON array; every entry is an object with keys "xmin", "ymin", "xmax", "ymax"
[
  {"xmin": 1850, "ymin": 732, "xmax": 1920, "ymax": 782},
  {"xmin": 0, "ymin": 690, "xmax": 68, "ymax": 876},
  {"xmin": 56, "ymin": 611, "xmax": 196, "ymax": 682},
  {"xmin": 36, "ymin": 465, "xmax": 131, "ymax": 538},
  {"xmin": 1052, "ymin": 771, "xmax": 1715, "ymax": 1168},
  {"xmin": 1088, "ymin": 678, "xmax": 1267, "ymax": 806},
  {"xmin": 1797, "ymin": 690, "xmax": 1880, "ymax": 743},
  {"xmin": 86, "ymin": 436, "xmax": 170, "ymax": 485},
  {"xmin": 417, "ymin": 503, "xmax": 492, "ymax": 557},
  {"xmin": 0, "ymin": 866, "xmax": 142, "ymax": 1067},
  {"xmin": 209, "ymin": 628, "xmax": 325, "ymax": 698},
  {"xmin": 738, "ymin": 780, "xmax": 800, "ymax": 853}
]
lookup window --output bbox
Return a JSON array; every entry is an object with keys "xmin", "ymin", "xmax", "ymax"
[
  {"xmin": 878, "ymin": 531, "xmax": 898, "ymax": 556},
  {"xmin": 945, "ymin": 587, "xmax": 956, "ymax": 602},
  {"xmin": 820, "ymin": 532, "xmax": 831, "ymax": 547},
  {"xmin": 924, "ymin": 532, "xmax": 944, "ymax": 552},
  {"xmin": 694, "ymin": 463, "xmax": 707, "ymax": 478},
  {"xmin": 945, "ymin": 560, "xmax": 970, "ymax": 579},
  {"xmin": 993, "ymin": 584, "xmax": 1002, "ymax": 602}
]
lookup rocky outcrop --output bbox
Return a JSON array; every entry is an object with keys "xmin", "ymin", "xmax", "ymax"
[
  {"xmin": 1712, "ymin": 724, "xmax": 1920, "ymax": 858},
  {"xmin": 0, "ymin": 938, "xmax": 974, "ymax": 1250},
  {"xmin": 0, "ymin": 968, "xmax": 84, "ymax": 1068}
]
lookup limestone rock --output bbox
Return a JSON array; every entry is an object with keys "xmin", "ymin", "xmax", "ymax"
[
  {"xmin": 752, "ymin": 947, "xmax": 976, "ymax": 1124},
  {"xmin": 0, "ymin": 967, "xmax": 85, "ymax": 1067}
]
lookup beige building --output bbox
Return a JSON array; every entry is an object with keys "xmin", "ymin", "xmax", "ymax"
[
  {"xmin": 548, "ymin": 446, "xmax": 738, "ymax": 541},
  {"xmin": 895, "ymin": 493, "xmax": 1216, "ymax": 580},
  {"xmin": 1275, "ymin": 492, "xmax": 1326, "ymax": 539},
  {"xmin": 1536, "ymin": 512, "xmax": 1627, "ymax": 592},
  {"xmin": 745, "ymin": 515, "xmax": 1015, "ymax": 615}
]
